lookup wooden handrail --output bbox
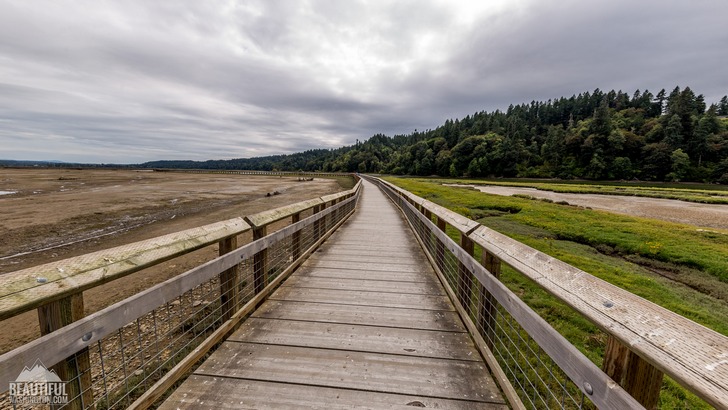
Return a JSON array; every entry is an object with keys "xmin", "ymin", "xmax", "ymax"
[
  {"xmin": 469, "ymin": 224, "xmax": 728, "ymax": 409},
  {"xmin": 245, "ymin": 180, "xmax": 360, "ymax": 230},
  {"xmin": 373, "ymin": 176, "xmax": 728, "ymax": 409},
  {"xmin": 0, "ymin": 218, "xmax": 250, "ymax": 321}
]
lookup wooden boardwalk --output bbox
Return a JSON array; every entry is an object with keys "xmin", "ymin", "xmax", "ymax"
[{"xmin": 160, "ymin": 180, "xmax": 506, "ymax": 409}]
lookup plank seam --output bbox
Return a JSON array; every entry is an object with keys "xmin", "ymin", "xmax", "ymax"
[
  {"xmin": 222, "ymin": 340, "xmax": 483, "ymax": 362},
  {"xmin": 189, "ymin": 372, "xmax": 505, "ymax": 405},
  {"xmin": 275, "ymin": 285, "xmax": 446, "ymax": 297},
  {"xmin": 268, "ymin": 295, "xmax": 454, "ymax": 311},
  {"xmin": 246, "ymin": 316, "xmax": 468, "ymax": 333}
]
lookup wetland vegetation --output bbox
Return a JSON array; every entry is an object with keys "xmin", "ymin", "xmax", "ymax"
[{"xmin": 386, "ymin": 177, "xmax": 728, "ymax": 409}]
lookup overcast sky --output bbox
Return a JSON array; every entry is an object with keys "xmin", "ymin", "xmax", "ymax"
[{"xmin": 1, "ymin": 0, "xmax": 727, "ymax": 164}]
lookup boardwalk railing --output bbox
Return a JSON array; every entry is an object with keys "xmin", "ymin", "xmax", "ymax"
[
  {"xmin": 0, "ymin": 177, "xmax": 360, "ymax": 409},
  {"xmin": 368, "ymin": 176, "xmax": 728, "ymax": 410},
  {"xmin": 149, "ymin": 168, "xmax": 346, "ymax": 177}
]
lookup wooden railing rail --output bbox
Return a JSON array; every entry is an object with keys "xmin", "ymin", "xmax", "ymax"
[
  {"xmin": 0, "ymin": 218, "xmax": 250, "ymax": 321},
  {"xmin": 150, "ymin": 169, "xmax": 348, "ymax": 177},
  {"xmin": 370, "ymin": 176, "xmax": 728, "ymax": 410}
]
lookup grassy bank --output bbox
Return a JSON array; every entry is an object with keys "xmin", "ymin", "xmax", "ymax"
[
  {"xmin": 385, "ymin": 177, "xmax": 728, "ymax": 409},
  {"xmin": 435, "ymin": 178, "xmax": 728, "ymax": 204}
]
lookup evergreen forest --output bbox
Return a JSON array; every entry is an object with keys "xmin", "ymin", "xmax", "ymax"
[{"xmin": 144, "ymin": 87, "xmax": 728, "ymax": 183}]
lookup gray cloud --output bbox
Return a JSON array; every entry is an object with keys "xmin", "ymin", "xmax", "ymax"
[{"xmin": 1, "ymin": 0, "xmax": 726, "ymax": 163}]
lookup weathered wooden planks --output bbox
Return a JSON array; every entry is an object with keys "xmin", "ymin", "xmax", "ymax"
[
  {"xmin": 160, "ymin": 179, "xmax": 505, "ymax": 409},
  {"xmin": 160, "ymin": 375, "xmax": 507, "ymax": 409},
  {"xmin": 281, "ymin": 275, "xmax": 445, "ymax": 295},
  {"xmin": 228, "ymin": 318, "xmax": 475, "ymax": 360},
  {"xmin": 195, "ymin": 342, "xmax": 501, "ymax": 402},
  {"xmin": 293, "ymin": 265, "xmax": 438, "ymax": 283},
  {"xmin": 307, "ymin": 259, "xmax": 426, "ymax": 273},
  {"xmin": 253, "ymin": 300, "xmax": 465, "ymax": 332},
  {"xmin": 270, "ymin": 286, "xmax": 453, "ymax": 310}
]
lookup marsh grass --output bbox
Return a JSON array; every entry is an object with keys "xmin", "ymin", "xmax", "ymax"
[
  {"xmin": 433, "ymin": 177, "xmax": 728, "ymax": 204},
  {"xmin": 386, "ymin": 177, "xmax": 728, "ymax": 409}
]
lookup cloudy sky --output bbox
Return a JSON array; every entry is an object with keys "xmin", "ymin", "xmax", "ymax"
[{"xmin": 1, "ymin": 0, "xmax": 727, "ymax": 164}]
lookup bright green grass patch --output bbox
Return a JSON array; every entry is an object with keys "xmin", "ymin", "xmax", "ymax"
[{"xmin": 432, "ymin": 177, "xmax": 728, "ymax": 204}]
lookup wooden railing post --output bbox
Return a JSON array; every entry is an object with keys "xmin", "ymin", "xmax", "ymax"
[
  {"xmin": 625, "ymin": 354, "xmax": 664, "ymax": 410},
  {"xmin": 435, "ymin": 216, "xmax": 447, "ymax": 272},
  {"xmin": 312, "ymin": 204, "xmax": 322, "ymax": 241},
  {"xmin": 252, "ymin": 225, "xmax": 268, "ymax": 293},
  {"xmin": 37, "ymin": 293, "xmax": 93, "ymax": 409},
  {"xmin": 603, "ymin": 336, "xmax": 664, "ymax": 409},
  {"xmin": 331, "ymin": 198, "xmax": 339, "ymax": 224},
  {"xmin": 292, "ymin": 212, "xmax": 302, "ymax": 260},
  {"xmin": 318, "ymin": 203, "xmax": 327, "ymax": 238},
  {"xmin": 479, "ymin": 251, "xmax": 501, "ymax": 349},
  {"xmin": 218, "ymin": 235, "xmax": 239, "ymax": 321},
  {"xmin": 603, "ymin": 336, "xmax": 631, "ymax": 387},
  {"xmin": 458, "ymin": 234, "xmax": 474, "ymax": 308},
  {"xmin": 422, "ymin": 209, "xmax": 433, "ymax": 252}
]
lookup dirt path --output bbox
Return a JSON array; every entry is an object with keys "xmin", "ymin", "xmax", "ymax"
[
  {"xmin": 455, "ymin": 184, "xmax": 728, "ymax": 231},
  {"xmin": 0, "ymin": 168, "xmax": 345, "ymax": 353}
]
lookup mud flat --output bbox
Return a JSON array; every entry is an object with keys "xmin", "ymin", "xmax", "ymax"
[{"xmin": 0, "ymin": 168, "xmax": 345, "ymax": 353}]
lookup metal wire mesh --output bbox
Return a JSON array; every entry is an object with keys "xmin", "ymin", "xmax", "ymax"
[
  {"xmin": 377, "ymin": 183, "xmax": 591, "ymax": 410},
  {"xmin": 1, "ymin": 194, "xmax": 358, "ymax": 410}
]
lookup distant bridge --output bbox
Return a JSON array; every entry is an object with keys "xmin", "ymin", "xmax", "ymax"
[{"xmin": 1, "ymin": 173, "xmax": 726, "ymax": 409}]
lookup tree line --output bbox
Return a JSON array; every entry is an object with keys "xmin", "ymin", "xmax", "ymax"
[{"xmin": 144, "ymin": 87, "xmax": 728, "ymax": 183}]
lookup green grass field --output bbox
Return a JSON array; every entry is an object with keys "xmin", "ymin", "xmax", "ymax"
[{"xmin": 384, "ymin": 177, "xmax": 728, "ymax": 409}]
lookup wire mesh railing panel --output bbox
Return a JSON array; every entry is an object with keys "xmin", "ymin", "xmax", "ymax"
[{"xmin": 73, "ymin": 276, "xmax": 224, "ymax": 409}]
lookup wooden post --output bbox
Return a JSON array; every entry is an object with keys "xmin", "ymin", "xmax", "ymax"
[
  {"xmin": 479, "ymin": 251, "xmax": 501, "ymax": 349},
  {"xmin": 252, "ymin": 225, "xmax": 268, "ymax": 294},
  {"xmin": 423, "ymin": 209, "xmax": 433, "ymax": 252},
  {"xmin": 312, "ymin": 204, "xmax": 321, "ymax": 241},
  {"xmin": 625, "ymin": 353, "xmax": 663, "ymax": 409},
  {"xmin": 603, "ymin": 336, "xmax": 631, "ymax": 385},
  {"xmin": 37, "ymin": 293, "xmax": 93, "ymax": 409},
  {"xmin": 435, "ymin": 216, "xmax": 447, "ymax": 272},
  {"xmin": 603, "ymin": 335, "xmax": 664, "ymax": 409},
  {"xmin": 318, "ymin": 203, "xmax": 327, "ymax": 238},
  {"xmin": 331, "ymin": 198, "xmax": 339, "ymax": 225},
  {"xmin": 292, "ymin": 212, "xmax": 301, "ymax": 260},
  {"xmin": 218, "ymin": 236, "xmax": 238, "ymax": 321},
  {"xmin": 458, "ymin": 234, "xmax": 474, "ymax": 309}
]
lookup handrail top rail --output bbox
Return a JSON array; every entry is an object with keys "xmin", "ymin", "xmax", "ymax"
[
  {"xmin": 245, "ymin": 198, "xmax": 323, "ymax": 229},
  {"xmin": 0, "ymin": 217, "xmax": 251, "ymax": 321},
  {"xmin": 245, "ymin": 180, "xmax": 361, "ymax": 229},
  {"xmin": 374, "ymin": 176, "xmax": 728, "ymax": 409},
  {"xmin": 320, "ymin": 180, "xmax": 361, "ymax": 203}
]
